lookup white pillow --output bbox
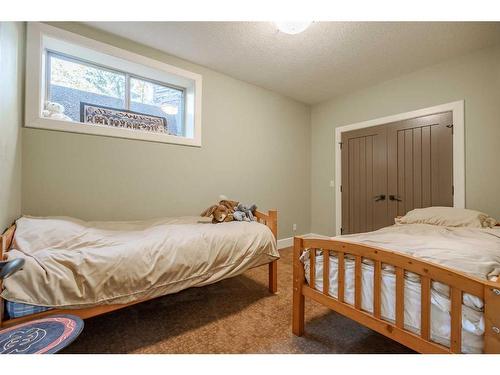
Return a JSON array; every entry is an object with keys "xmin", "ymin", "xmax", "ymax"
[{"xmin": 395, "ymin": 207, "xmax": 497, "ymax": 228}]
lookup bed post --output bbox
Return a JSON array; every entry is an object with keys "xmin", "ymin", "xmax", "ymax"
[
  {"xmin": 292, "ymin": 236, "xmax": 305, "ymax": 336},
  {"xmin": 484, "ymin": 283, "xmax": 500, "ymax": 353},
  {"xmin": 268, "ymin": 209, "xmax": 278, "ymax": 294},
  {"xmin": 0, "ymin": 224, "xmax": 16, "ymax": 328}
]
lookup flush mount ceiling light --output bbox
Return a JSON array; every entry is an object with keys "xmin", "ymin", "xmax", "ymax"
[{"xmin": 275, "ymin": 21, "xmax": 312, "ymax": 35}]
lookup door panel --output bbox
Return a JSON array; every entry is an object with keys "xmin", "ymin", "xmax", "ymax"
[
  {"xmin": 412, "ymin": 127, "xmax": 422, "ymax": 209},
  {"xmin": 435, "ymin": 122, "xmax": 454, "ymax": 206},
  {"xmin": 387, "ymin": 112, "xmax": 453, "ymax": 219},
  {"xmin": 341, "ymin": 125, "xmax": 388, "ymax": 234},
  {"xmin": 342, "ymin": 111, "xmax": 453, "ymax": 235},
  {"xmin": 421, "ymin": 126, "xmax": 432, "ymax": 207}
]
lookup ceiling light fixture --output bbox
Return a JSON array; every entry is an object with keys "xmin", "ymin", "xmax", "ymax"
[{"xmin": 275, "ymin": 21, "xmax": 312, "ymax": 35}]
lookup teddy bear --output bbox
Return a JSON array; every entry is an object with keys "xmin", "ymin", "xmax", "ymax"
[
  {"xmin": 201, "ymin": 199, "xmax": 239, "ymax": 224},
  {"xmin": 41, "ymin": 101, "xmax": 72, "ymax": 122},
  {"xmin": 233, "ymin": 203, "xmax": 257, "ymax": 222}
]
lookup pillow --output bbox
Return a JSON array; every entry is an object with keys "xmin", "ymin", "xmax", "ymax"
[{"xmin": 395, "ymin": 206, "xmax": 497, "ymax": 228}]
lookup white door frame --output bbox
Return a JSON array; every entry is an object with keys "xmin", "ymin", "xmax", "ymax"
[{"xmin": 334, "ymin": 100, "xmax": 465, "ymax": 235}]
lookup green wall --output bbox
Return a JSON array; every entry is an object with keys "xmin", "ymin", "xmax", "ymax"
[
  {"xmin": 21, "ymin": 23, "xmax": 312, "ymax": 239},
  {"xmin": 0, "ymin": 23, "xmax": 24, "ymax": 230},
  {"xmin": 11, "ymin": 22, "xmax": 500, "ymax": 239}
]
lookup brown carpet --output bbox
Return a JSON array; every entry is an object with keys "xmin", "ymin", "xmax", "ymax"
[{"xmin": 62, "ymin": 249, "xmax": 415, "ymax": 354}]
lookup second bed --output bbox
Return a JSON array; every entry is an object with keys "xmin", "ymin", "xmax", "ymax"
[{"xmin": 294, "ymin": 207, "xmax": 500, "ymax": 354}]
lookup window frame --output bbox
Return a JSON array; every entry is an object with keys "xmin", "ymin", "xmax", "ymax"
[
  {"xmin": 46, "ymin": 50, "xmax": 187, "ymax": 135},
  {"xmin": 26, "ymin": 22, "xmax": 202, "ymax": 146}
]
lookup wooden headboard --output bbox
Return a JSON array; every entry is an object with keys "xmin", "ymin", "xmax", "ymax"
[
  {"xmin": 0, "ymin": 223, "xmax": 16, "ymax": 325},
  {"xmin": 0, "ymin": 223, "xmax": 16, "ymax": 261}
]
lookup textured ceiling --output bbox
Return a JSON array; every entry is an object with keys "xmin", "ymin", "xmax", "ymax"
[{"xmin": 84, "ymin": 22, "xmax": 500, "ymax": 104}]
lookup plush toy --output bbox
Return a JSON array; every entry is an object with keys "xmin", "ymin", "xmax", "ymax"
[
  {"xmin": 233, "ymin": 203, "xmax": 257, "ymax": 222},
  {"xmin": 201, "ymin": 199, "xmax": 239, "ymax": 224},
  {"xmin": 232, "ymin": 211, "xmax": 246, "ymax": 222},
  {"xmin": 41, "ymin": 101, "xmax": 72, "ymax": 122}
]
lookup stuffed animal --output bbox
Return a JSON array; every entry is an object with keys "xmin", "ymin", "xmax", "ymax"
[
  {"xmin": 42, "ymin": 101, "xmax": 72, "ymax": 121},
  {"xmin": 232, "ymin": 211, "xmax": 247, "ymax": 222},
  {"xmin": 201, "ymin": 199, "xmax": 239, "ymax": 224},
  {"xmin": 233, "ymin": 203, "xmax": 257, "ymax": 222}
]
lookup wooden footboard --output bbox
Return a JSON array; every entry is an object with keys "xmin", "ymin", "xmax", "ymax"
[
  {"xmin": 292, "ymin": 236, "xmax": 500, "ymax": 354},
  {"xmin": 0, "ymin": 209, "xmax": 278, "ymax": 328}
]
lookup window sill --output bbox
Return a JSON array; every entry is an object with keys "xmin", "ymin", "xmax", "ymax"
[{"xmin": 25, "ymin": 117, "xmax": 202, "ymax": 147}]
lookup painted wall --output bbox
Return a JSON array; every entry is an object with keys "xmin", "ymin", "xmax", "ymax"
[
  {"xmin": 17, "ymin": 22, "xmax": 500, "ymax": 239},
  {"xmin": 0, "ymin": 23, "xmax": 24, "ymax": 230},
  {"xmin": 22, "ymin": 23, "xmax": 311, "ymax": 239},
  {"xmin": 311, "ymin": 44, "xmax": 500, "ymax": 235}
]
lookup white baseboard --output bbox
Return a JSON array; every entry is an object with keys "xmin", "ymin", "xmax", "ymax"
[
  {"xmin": 277, "ymin": 233, "xmax": 329, "ymax": 249},
  {"xmin": 277, "ymin": 237, "xmax": 293, "ymax": 249}
]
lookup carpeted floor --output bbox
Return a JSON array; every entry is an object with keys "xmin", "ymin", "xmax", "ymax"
[{"xmin": 63, "ymin": 248, "xmax": 415, "ymax": 354}]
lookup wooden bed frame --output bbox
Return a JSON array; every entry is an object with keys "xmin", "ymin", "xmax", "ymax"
[
  {"xmin": 292, "ymin": 236, "xmax": 500, "ymax": 354},
  {"xmin": 0, "ymin": 209, "xmax": 278, "ymax": 329}
]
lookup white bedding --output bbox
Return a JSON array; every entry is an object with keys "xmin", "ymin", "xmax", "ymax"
[
  {"xmin": 302, "ymin": 224, "xmax": 500, "ymax": 353},
  {"xmin": 2, "ymin": 215, "xmax": 279, "ymax": 308}
]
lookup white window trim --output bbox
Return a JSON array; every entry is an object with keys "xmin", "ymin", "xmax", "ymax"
[
  {"xmin": 25, "ymin": 22, "xmax": 203, "ymax": 147},
  {"xmin": 334, "ymin": 100, "xmax": 465, "ymax": 235}
]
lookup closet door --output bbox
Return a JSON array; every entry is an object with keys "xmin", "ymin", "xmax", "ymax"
[
  {"xmin": 341, "ymin": 125, "xmax": 389, "ymax": 234},
  {"xmin": 387, "ymin": 112, "xmax": 453, "ymax": 219}
]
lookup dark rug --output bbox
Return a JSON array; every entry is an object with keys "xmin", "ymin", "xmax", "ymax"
[{"xmin": 62, "ymin": 248, "xmax": 415, "ymax": 354}]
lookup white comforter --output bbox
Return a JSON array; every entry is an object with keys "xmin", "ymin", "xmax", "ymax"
[
  {"xmin": 2, "ymin": 216, "xmax": 279, "ymax": 308},
  {"xmin": 302, "ymin": 224, "xmax": 500, "ymax": 353}
]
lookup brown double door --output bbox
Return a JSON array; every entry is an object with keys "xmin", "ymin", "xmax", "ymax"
[{"xmin": 341, "ymin": 112, "xmax": 453, "ymax": 234}]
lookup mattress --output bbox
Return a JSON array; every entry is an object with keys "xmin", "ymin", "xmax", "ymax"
[
  {"xmin": 302, "ymin": 224, "xmax": 500, "ymax": 354},
  {"xmin": 303, "ymin": 253, "xmax": 483, "ymax": 353},
  {"xmin": 2, "ymin": 215, "xmax": 279, "ymax": 309}
]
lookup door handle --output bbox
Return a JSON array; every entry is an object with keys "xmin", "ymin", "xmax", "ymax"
[
  {"xmin": 374, "ymin": 194, "xmax": 386, "ymax": 201},
  {"xmin": 389, "ymin": 195, "xmax": 402, "ymax": 202}
]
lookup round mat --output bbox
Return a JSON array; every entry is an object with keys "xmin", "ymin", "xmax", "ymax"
[{"xmin": 0, "ymin": 315, "xmax": 84, "ymax": 354}]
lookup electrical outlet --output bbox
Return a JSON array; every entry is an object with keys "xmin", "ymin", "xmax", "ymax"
[{"xmin": 292, "ymin": 224, "xmax": 297, "ymax": 231}]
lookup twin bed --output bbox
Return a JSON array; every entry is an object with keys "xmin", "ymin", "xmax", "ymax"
[
  {"xmin": 0, "ymin": 209, "xmax": 279, "ymax": 328},
  {"xmin": 293, "ymin": 207, "xmax": 500, "ymax": 354}
]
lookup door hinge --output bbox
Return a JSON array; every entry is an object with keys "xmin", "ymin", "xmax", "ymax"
[
  {"xmin": 339, "ymin": 142, "xmax": 343, "ymax": 149},
  {"xmin": 340, "ymin": 227, "xmax": 344, "ymax": 235},
  {"xmin": 452, "ymin": 185, "xmax": 454, "ymax": 195},
  {"xmin": 340, "ymin": 185, "xmax": 342, "ymax": 193},
  {"xmin": 447, "ymin": 123, "xmax": 454, "ymax": 134}
]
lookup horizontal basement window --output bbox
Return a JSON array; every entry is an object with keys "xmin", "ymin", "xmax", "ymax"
[{"xmin": 26, "ymin": 23, "xmax": 202, "ymax": 146}]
